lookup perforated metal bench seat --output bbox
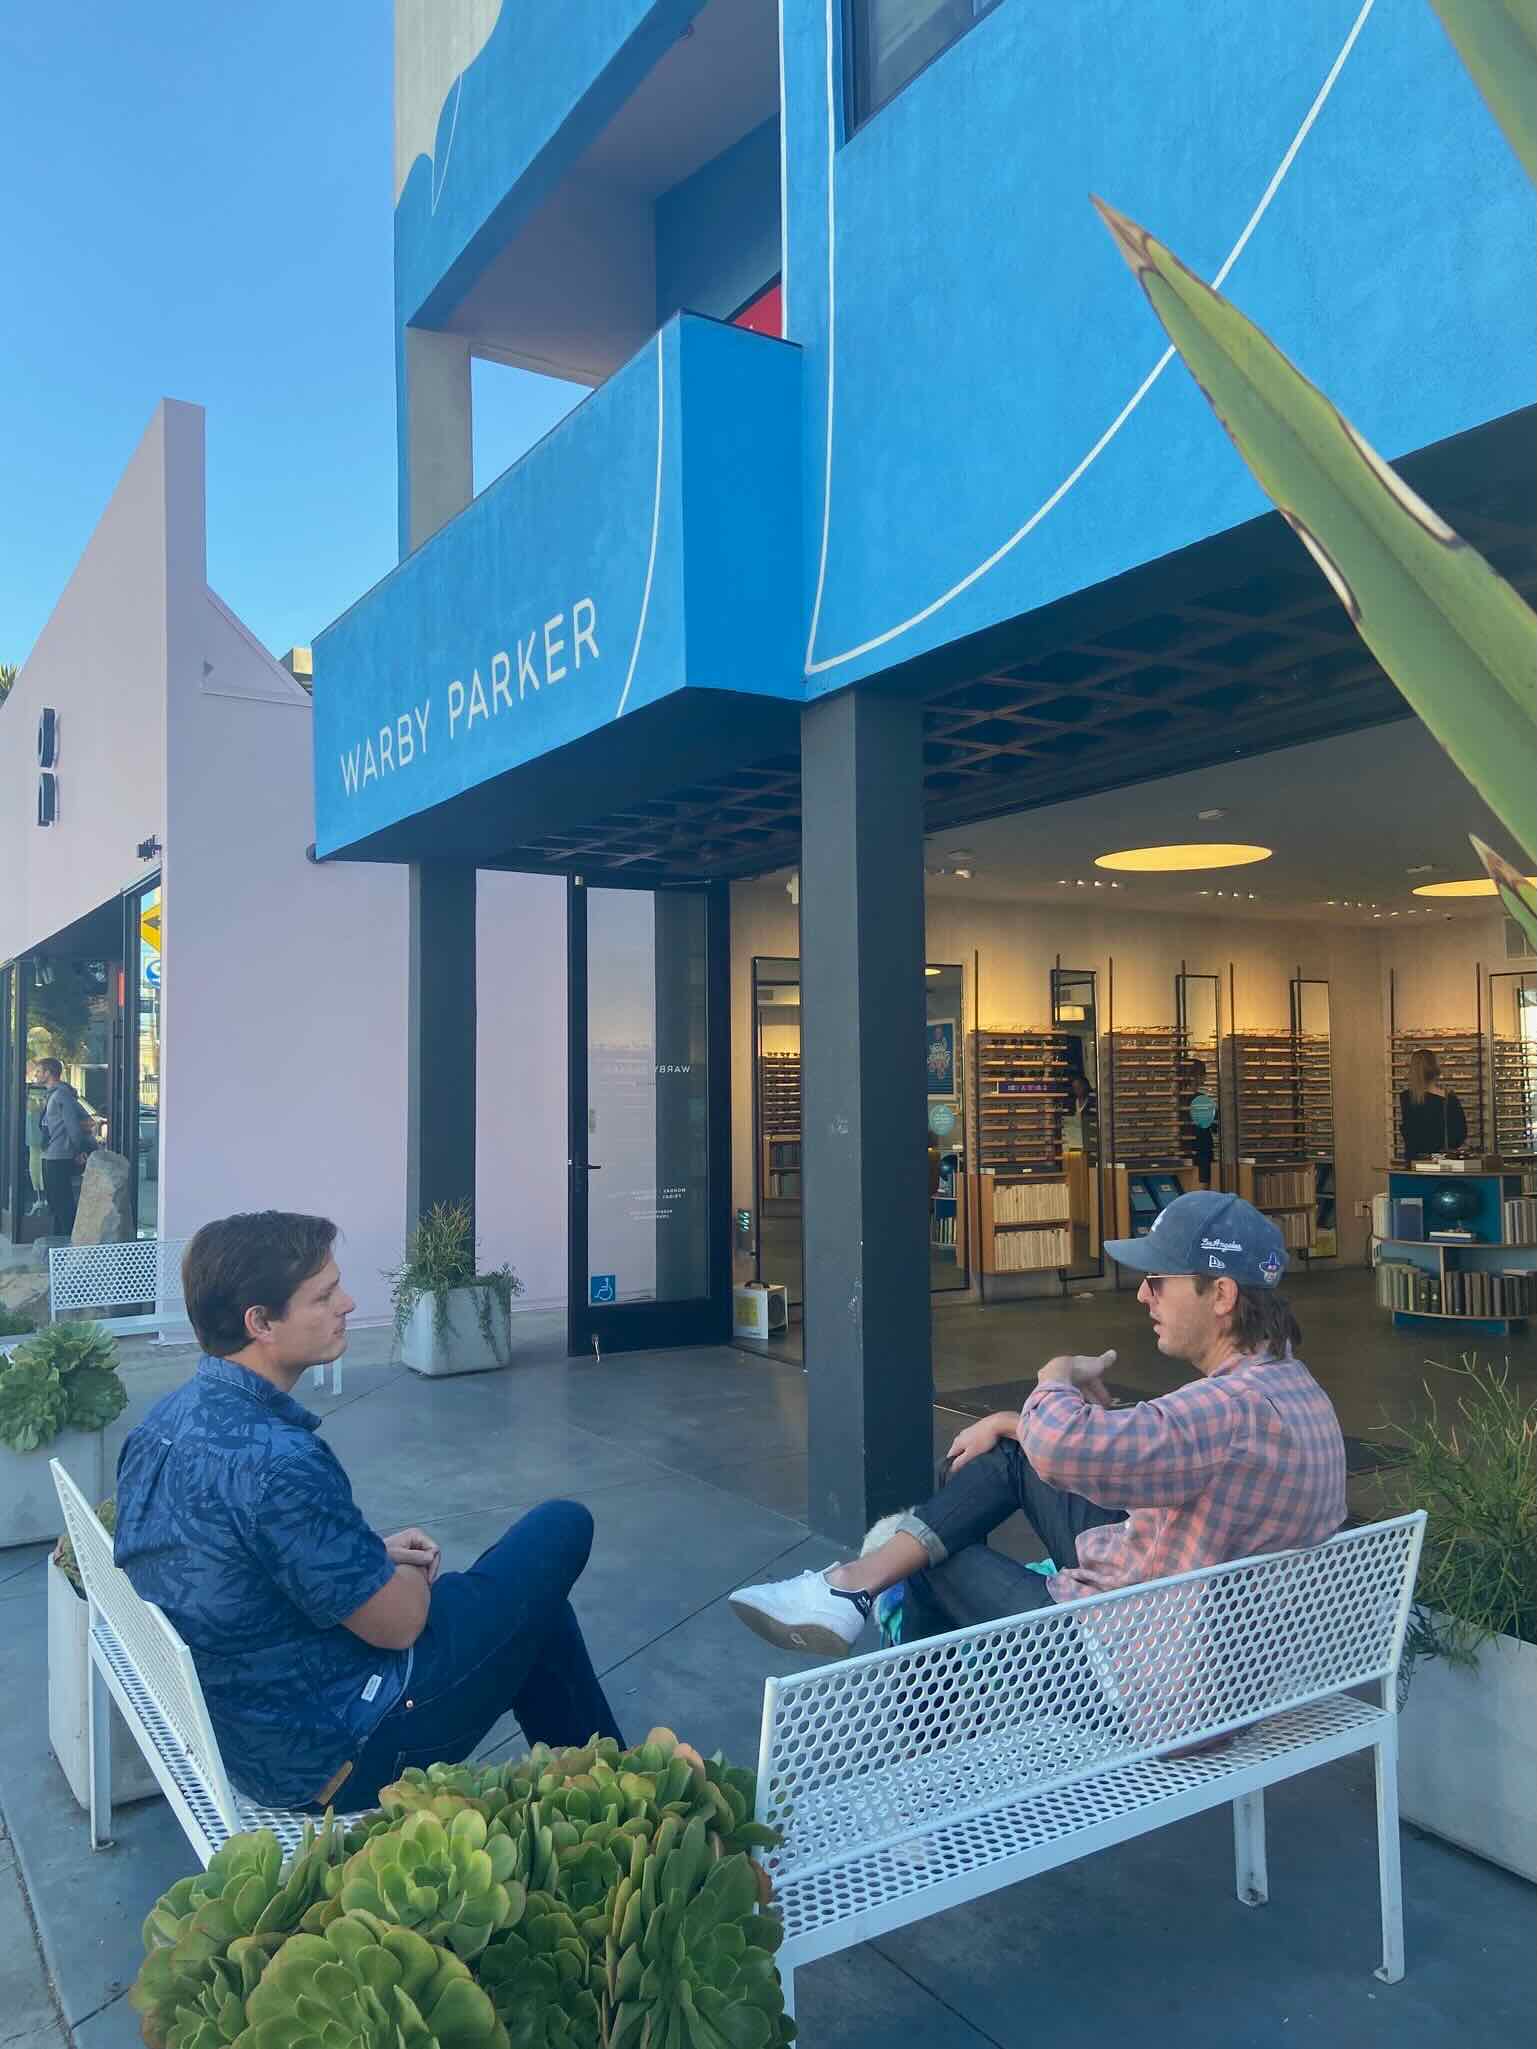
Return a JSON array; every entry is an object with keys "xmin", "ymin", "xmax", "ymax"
[
  {"xmin": 772, "ymin": 1693, "xmax": 1383, "ymax": 1963},
  {"xmin": 754, "ymin": 1516, "xmax": 1426, "ymax": 2017}
]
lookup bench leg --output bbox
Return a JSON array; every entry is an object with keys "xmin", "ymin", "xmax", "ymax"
[
  {"xmin": 88, "ymin": 1658, "xmax": 115, "ymax": 1851},
  {"xmin": 1373, "ymin": 1722, "xmax": 1405, "ymax": 1984},
  {"xmin": 779, "ymin": 1962, "xmax": 795, "ymax": 2024},
  {"xmin": 1232, "ymin": 1789, "xmax": 1268, "ymax": 1906}
]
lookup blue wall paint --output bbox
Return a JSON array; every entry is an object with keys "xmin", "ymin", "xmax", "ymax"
[
  {"xmin": 655, "ymin": 117, "xmax": 781, "ymax": 325},
  {"xmin": 394, "ymin": 0, "xmax": 700, "ymax": 326},
  {"xmin": 316, "ymin": 317, "xmax": 801, "ymax": 858},
  {"xmin": 784, "ymin": 0, "xmax": 1535, "ymax": 693}
]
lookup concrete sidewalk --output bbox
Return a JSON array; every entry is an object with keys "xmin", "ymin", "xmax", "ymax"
[{"xmin": 0, "ymin": 1321, "xmax": 1530, "ymax": 2045}]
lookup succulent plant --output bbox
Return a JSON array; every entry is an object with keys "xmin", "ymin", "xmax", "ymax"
[
  {"xmin": 235, "ymin": 1910, "xmax": 510, "ymax": 2049},
  {"xmin": 52, "ymin": 1496, "xmax": 115, "ymax": 1598},
  {"xmin": 0, "ymin": 1322, "xmax": 126, "ymax": 1452},
  {"xmin": 131, "ymin": 1824, "xmax": 347, "ymax": 2048},
  {"xmin": 333, "ymin": 1807, "xmax": 528, "ymax": 1959},
  {"xmin": 0, "ymin": 1356, "xmax": 70, "ymax": 1452},
  {"xmin": 477, "ymin": 1896, "xmax": 602, "ymax": 2048},
  {"xmin": 604, "ymin": 1816, "xmax": 793, "ymax": 2049}
]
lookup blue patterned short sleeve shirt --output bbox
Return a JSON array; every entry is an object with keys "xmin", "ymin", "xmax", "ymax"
[{"xmin": 114, "ymin": 1355, "xmax": 409, "ymax": 1808}]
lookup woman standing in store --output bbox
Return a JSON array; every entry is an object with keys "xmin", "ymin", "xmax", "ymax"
[{"xmin": 1399, "ymin": 1047, "xmax": 1469, "ymax": 1162}]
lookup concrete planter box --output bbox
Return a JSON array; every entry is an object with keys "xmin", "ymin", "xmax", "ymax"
[
  {"xmin": 46, "ymin": 1557, "xmax": 161, "ymax": 1809},
  {"xmin": 401, "ymin": 1286, "xmax": 513, "ymax": 1376},
  {"xmin": 0, "ymin": 1429, "xmax": 103, "ymax": 1549},
  {"xmin": 1399, "ymin": 1624, "xmax": 1536, "ymax": 1881}
]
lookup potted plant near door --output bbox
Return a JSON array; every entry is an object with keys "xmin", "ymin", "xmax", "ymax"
[
  {"xmin": 48, "ymin": 1499, "xmax": 160, "ymax": 1808},
  {"xmin": 387, "ymin": 1201, "xmax": 524, "ymax": 1377},
  {"xmin": 1385, "ymin": 1356, "xmax": 1535, "ymax": 1881},
  {"xmin": 0, "ymin": 1323, "xmax": 127, "ymax": 1547}
]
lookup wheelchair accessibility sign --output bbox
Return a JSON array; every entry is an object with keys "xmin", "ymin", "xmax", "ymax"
[{"xmin": 589, "ymin": 1274, "xmax": 617, "ymax": 1305}]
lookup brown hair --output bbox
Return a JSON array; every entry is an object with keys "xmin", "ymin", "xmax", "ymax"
[
  {"xmin": 35, "ymin": 1057, "xmax": 63, "ymax": 1081},
  {"xmin": 1406, "ymin": 1048, "xmax": 1439, "ymax": 1105},
  {"xmin": 1192, "ymin": 1274, "xmax": 1302, "ymax": 1358},
  {"xmin": 182, "ymin": 1212, "xmax": 338, "ymax": 1357}
]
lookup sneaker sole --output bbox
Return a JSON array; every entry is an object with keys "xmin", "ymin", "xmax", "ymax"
[{"xmin": 728, "ymin": 1597, "xmax": 856, "ymax": 1660}]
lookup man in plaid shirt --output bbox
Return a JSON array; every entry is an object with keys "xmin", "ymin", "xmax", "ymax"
[{"xmin": 731, "ymin": 1192, "xmax": 1346, "ymax": 1656}]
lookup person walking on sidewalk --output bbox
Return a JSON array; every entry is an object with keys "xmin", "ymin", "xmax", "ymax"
[
  {"xmin": 34, "ymin": 1057, "xmax": 93, "ymax": 1239},
  {"xmin": 115, "ymin": 1211, "xmax": 622, "ymax": 1813},
  {"xmin": 729, "ymin": 1191, "xmax": 1346, "ymax": 1656}
]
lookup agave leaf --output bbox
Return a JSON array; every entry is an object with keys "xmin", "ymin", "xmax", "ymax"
[
  {"xmin": 1428, "ymin": 0, "xmax": 1537, "ymax": 183},
  {"xmin": 1471, "ymin": 835, "xmax": 1537, "ymax": 949},
  {"xmin": 1093, "ymin": 197, "xmax": 1537, "ymax": 863}
]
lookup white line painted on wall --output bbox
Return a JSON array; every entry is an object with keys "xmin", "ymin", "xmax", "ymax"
[
  {"xmin": 804, "ymin": 0, "xmax": 1379, "ymax": 677},
  {"xmin": 616, "ymin": 333, "xmax": 666, "ymax": 718}
]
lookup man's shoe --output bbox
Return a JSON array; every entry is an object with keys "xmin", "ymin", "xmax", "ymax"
[{"xmin": 729, "ymin": 1569, "xmax": 871, "ymax": 1658}]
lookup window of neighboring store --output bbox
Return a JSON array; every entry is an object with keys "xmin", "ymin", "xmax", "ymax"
[
  {"xmin": 846, "ymin": 0, "xmax": 1003, "ymax": 131},
  {"xmin": 126, "ymin": 884, "xmax": 162, "ymax": 1235}
]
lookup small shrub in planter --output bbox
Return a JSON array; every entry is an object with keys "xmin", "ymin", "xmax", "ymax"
[
  {"xmin": 386, "ymin": 1201, "xmax": 524, "ymax": 1377},
  {"xmin": 1377, "ymin": 1355, "xmax": 1536, "ymax": 1879},
  {"xmin": 129, "ymin": 1729, "xmax": 795, "ymax": 2049},
  {"xmin": 0, "ymin": 1323, "xmax": 127, "ymax": 1546},
  {"xmin": 0, "ymin": 1304, "xmax": 37, "ymax": 1338},
  {"xmin": 47, "ymin": 1497, "xmax": 160, "ymax": 1809}
]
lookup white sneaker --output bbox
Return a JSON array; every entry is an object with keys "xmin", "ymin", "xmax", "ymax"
[{"xmin": 728, "ymin": 1569, "xmax": 871, "ymax": 1658}]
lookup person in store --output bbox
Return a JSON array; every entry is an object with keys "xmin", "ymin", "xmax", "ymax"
[
  {"xmin": 1178, "ymin": 1056, "xmax": 1217, "ymax": 1189},
  {"xmin": 728, "ymin": 1190, "xmax": 1345, "ymax": 1656},
  {"xmin": 114, "ymin": 1211, "xmax": 622, "ymax": 1814},
  {"xmin": 33, "ymin": 1055, "xmax": 94, "ymax": 1238},
  {"xmin": 1398, "ymin": 1046, "xmax": 1468, "ymax": 1162}
]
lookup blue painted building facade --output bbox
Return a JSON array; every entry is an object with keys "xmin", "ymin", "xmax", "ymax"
[{"xmin": 317, "ymin": 0, "xmax": 1532, "ymax": 867}]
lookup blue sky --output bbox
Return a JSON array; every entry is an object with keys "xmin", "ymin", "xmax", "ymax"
[{"xmin": 0, "ymin": 3, "xmax": 581, "ymax": 667}]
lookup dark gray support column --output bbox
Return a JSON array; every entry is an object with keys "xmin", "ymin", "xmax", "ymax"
[
  {"xmin": 407, "ymin": 862, "xmax": 477, "ymax": 1230},
  {"xmin": 800, "ymin": 692, "xmax": 933, "ymax": 1546}
]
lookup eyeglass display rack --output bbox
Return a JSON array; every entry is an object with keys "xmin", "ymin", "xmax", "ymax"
[
  {"xmin": 1388, "ymin": 1029, "xmax": 1487, "ymax": 1159},
  {"xmin": 1490, "ymin": 1036, "xmax": 1537, "ymax": 1164},
  {"xmin": 1106, "ymin": 1027, "xmax": 1184, "ymax": 1167},
  {"xmin": 1225, "ymin": 1027, "xmax": 1337, "ymax": 1259},
  {"xmin": 967, "ymin": 1029, "xmax": 1074, "ymax": 1274},
  {"xmin": 757, "ymin": 1053, "xmax": 802, "ymax": 1201}
]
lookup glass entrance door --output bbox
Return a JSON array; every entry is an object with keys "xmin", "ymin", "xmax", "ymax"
[{"xmin": 567, "ymin": 880, "xmax": 729, "ymax": 1354}]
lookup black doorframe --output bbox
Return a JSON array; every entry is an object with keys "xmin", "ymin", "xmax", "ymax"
[{"xmin": 566, "ymin": 875, "xmax": 732, "ymax": 1356}]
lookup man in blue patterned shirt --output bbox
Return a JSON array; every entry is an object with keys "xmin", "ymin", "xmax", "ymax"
[{"xmin": 115, "ymin": 1212, "xmax": 621, "ymax": 1810}]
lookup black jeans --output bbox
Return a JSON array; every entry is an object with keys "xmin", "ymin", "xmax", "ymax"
[
  {"xmin": 902, "ymin": 1440, "xmax": 1127, "ymax": 1640},
  {"xmin": 42, "ymin": 1159, "xmax": 78, "ymax": 1238},
  {"xmin": 341, "ymin": 1500, "xmax": 623, "ymax": 1808}
]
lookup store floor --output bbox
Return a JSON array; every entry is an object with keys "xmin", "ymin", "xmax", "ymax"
[{"xmin": 0, "ymin": 1319, "xmax": 1527, "ymax": 2047}]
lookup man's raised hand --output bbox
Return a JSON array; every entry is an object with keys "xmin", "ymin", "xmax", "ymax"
[{"xmin": 1037, "ymin": 1350, "xmax": 1118, "ymax": 1406}]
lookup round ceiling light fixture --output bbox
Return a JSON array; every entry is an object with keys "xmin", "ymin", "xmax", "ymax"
[
  {"xmin": 1411, "ymin": 875, "xmax": 1537, "ymax": 899},
  {"xmin": 1094, "ymin": 843, "xmax": 1272, "ymax": 874}
]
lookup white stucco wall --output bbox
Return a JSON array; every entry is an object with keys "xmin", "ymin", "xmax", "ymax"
[{"xmin": 0, "ymin": 410, "xmax": 170, "ymax": 962}]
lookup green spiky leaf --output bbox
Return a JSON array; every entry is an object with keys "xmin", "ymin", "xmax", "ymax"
[
  {"xmin": 1094, "ymin": 197, "xmax": 1537, "ymax": 864},
  {"xmin": 1471, "ymin": 835, "xmax": 1537, "ymax": 950},
  {"xmin": 1429, "ymin": 0, "xmax": 1537, "ymax": 182}
]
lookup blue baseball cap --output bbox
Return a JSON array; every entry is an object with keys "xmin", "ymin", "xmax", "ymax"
[{"xmin": 1105, "ymin": 1191, "xmax": 1288, "ymax": 1288}]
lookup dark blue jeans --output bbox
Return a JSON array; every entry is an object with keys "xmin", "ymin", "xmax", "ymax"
[{"xmin": 342, "ymin": 1499, "xmax": 623, "ymax": 1808}]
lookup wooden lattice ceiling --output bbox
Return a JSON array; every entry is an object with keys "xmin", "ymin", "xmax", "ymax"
[{"xmin": 487, "ymin": 478, "xmax": 1535, "ymax": 885}]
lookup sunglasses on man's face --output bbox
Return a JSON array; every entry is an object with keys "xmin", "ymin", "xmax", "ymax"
[{"xmin": 1140, "ymin": 1273, "xmax": 1189, "ymax": 1299}]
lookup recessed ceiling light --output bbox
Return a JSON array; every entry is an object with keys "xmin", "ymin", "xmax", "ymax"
[
  {"xmin": 944, "ymin": 849, "xmax": 976, "ymax": 864},
  {"xmin": 1405, "ymin": 864, "xmax": 1435, "ymax": 875},
  {"xmin": 1412, "ymin": 875, "xmax": 1537, "ymax": 898},
  {"xmin": 924, "ymin": 966, "xmax": 941, "ymax": 977},
  {"xmin": 1197, "ymin": 807, "xmax": 1227, "ymax": 821},
  {"xmin": 1095, "ymin": 843, "xmax": 1271, "ymax": 873}
]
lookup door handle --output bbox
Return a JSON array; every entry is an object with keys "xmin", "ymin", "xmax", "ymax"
[{"xmin": 586, "ymin": 1163, "xmax": 603, "ymax": 1172}]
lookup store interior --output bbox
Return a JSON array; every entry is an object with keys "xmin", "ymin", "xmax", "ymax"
[{"xmin": 729, "ymin": 717, "xmax": 1537, "ymax": 1389}]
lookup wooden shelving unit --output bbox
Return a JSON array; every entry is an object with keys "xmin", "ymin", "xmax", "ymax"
[
  {"xmin": 1491, "ymin": 1036, "xmax": 1537, "ymax": 1164},
  {"xmin": 760, "ymin": 1134, "xmax": 801, "ymax": 1201},
  {"xmin": 968, "ymin": 1029, "xmax": 1074, "ymax": 1278},
  {"xmin": 758, "ymin": 1052, "xmax": 802, "ymax": 1136},
  {"xmin": 1106, "ymin": 1027, "xmax": 1183, "ymax": 1167},
  {"xmin": 1226, "ymin": 1026, "xmax": 1337, "ymax": 1259},
  {"xmin": 1375, "ymin": 1168, "xmax": 1537, "ymax": 1330}
]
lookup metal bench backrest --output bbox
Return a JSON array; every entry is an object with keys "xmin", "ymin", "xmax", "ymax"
[
  {"xmin": 51, "ymin": 1457, "xmax": 242, "ymax": 1832},
  {"xmin": 756, "ymin": 1513, "xmax": 1424, "ymax": 1890},
  {"xmin": 49, "ymin": 1238, "xmax": 189, "ymax": 1336}
]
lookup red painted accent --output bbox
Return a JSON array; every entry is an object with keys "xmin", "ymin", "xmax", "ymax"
[{"xmin": 732, "ymin": 280, "xmax": 782, "ymax": 338}]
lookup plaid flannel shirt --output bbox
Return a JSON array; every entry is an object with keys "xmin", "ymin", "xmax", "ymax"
[{"xmin": 1019, "ymin": 1351, "xmax": 1346, "ymax": 1606}]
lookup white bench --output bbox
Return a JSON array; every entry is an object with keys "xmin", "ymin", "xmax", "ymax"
[
  {"xmin": 753, "ymin": 1512, "xmax": 1425, "ymax": 2017},
  {"xmin": 50, "ymin": 1460, "xmax": 365, "ymax": 1864}
]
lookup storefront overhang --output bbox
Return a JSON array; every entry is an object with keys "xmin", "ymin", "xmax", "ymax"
[{"xmin": 313, "ymin": 312, "xmax": 802, "ymax": 867}]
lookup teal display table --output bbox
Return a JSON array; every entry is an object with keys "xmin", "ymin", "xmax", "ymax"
[{"xmin": 1376, "ymin": 1168, "xmax": 1536, "ymax": 1334}]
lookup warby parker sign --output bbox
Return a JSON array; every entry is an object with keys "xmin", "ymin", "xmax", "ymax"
[{"xmin": 337, "ymin": 597, "xmax": 600, "ymax": 799}]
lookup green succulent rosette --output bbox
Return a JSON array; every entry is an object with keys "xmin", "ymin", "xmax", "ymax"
[
  {"xmin": 132, "ymin": 1825, "xmax": 346, "ymax": 2048},
  {"xmin": 0, "ymin": 1357, "xmax": 70, "ymax": 1453},
  {"xmin": 604, "ymin": 1815, "xmax": 794, "ymax": 2049},
  {"xmin": 233, "ymin": 1909, "xmax": 509, "ymax": 2049},
  {"xmin": 333, "ymin": 1807, "xmax": 527, "ymax": 1959},
  {"xmin": 477, "ymin": 1895, "xmax": 602, "ymax": 2048},
  {"xmin": 63, "ymin": 1359, "xmax": 130, "ymax": 1430},
  {"xmin": 0, "ymin": 1322, "xmax": 127, "ymax": 1450}
]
